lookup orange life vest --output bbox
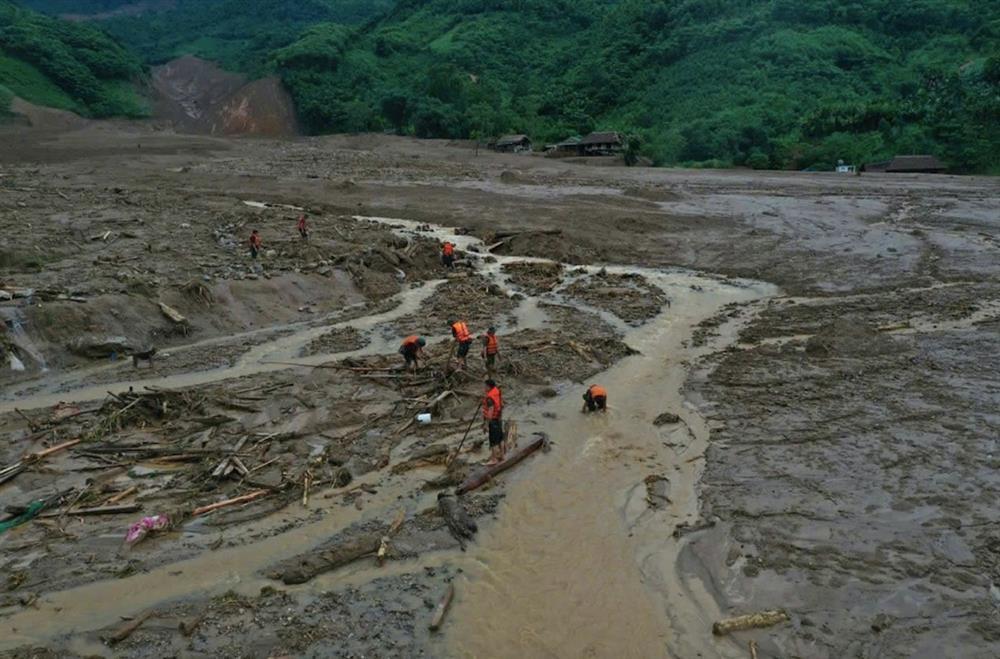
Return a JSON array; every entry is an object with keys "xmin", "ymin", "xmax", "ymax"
[
  {"xmin": 402, "ymin": 335, "xmax": 420, "ymax": 350},
  {"xmin": 589, "ymin": 385, "xmax": 607, "ymax": 399},
  {"xmin": 452, "ymin": 321, "xmax": 471, "ymax": 343},
  {"xmin": 483, "ymin": 386, "xmax": 503, "ymax": 420},
  {"xmin": 484, "ymin": 333, "xmax": 499, "ymax": 355},
  {"xmin": 442, "ymin": 242, "xmax": 455, "ymax": 257}
]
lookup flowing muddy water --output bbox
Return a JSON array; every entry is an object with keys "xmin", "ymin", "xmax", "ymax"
[
  {"xmin": 443, "ymin": 276, "xmax": 772, "ymax": 659},
  {"xmin": 1, "ymin": 215, "xmax": 777, "ymax": 656}
]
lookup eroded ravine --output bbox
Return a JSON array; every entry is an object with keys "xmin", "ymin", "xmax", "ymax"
[{"xmin": 1, "ymin": 216, "xmax": 777, "ymax": 657}]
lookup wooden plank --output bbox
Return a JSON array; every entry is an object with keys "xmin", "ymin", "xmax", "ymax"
[
  {"xmin": 428, "ymin": 583, "xmax": 455, "ymax": 632},
  {"xmin": 713, "ymin": 610, "xmax": 789, "ymax": 636}
]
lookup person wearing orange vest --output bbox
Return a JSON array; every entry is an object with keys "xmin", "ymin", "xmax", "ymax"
[
  {"xmin": 482, "ymin": 379, "xmax": 505, "ymax": 464},
  {"xmin": 297, "ymin": 214, "xmax": 309, "ymax": 240},
  {"xmin": 249, "ymin": 229, "xmax": 263, "ymax": 259},
  {"xmin": 449, "ymin": 319, "xmax": 473, "ymax": 369},
  {"xmin": 582, "ymin": 384, "xmax": 608, "ymax": 413},
  {"xmin": 481, "ymin": 326, "xmax": 499, "ymax": 377},
  {"xmin": 399, "ymin": 335, "xmax": 426, "ymax": 373},
  {"xmin": 441, "ymin": 241, "xmax": 456, "ymax": 269}
]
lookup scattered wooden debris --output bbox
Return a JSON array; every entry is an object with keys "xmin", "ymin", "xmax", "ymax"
[
  {"xmin": 0, "ymin": 439, "xmax": 81, "ymax": 487},
  {"xmin": 713, "ymin": 610, "xmax": 790, "ymax": 636}
]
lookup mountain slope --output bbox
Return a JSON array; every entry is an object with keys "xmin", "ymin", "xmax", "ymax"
[
  {"xmin": 275, "ymin": 0, "xmax": 1000, "ymax": 172},
  {"xmin": 59, "ymin": 0, "xmax": 395, "ymax": 76},
  {"xmin": 0, "ymin": 0, "xmax": 146, "ymax": 117}
]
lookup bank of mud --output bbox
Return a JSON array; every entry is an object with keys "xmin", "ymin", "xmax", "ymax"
[{"xmin": 2, "ymin": 126, "xmax": 999, "ymax": 657}]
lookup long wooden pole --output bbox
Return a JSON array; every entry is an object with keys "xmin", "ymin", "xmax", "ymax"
[{"xmin": 446, "ymin": 399, "xmax": 482, "ymax": 468}]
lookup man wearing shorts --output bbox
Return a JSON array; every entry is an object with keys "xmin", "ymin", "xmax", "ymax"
[
  {"xmin": 450, "ymin": 319, "xmax": 473, "ymax": 370},
  {"xmin": 483, "ymin": 379, "xmax": 505, "ymax": 465},
  {"xmin": 481, "ymin": 326, "xmax": 499, "ymax": 378}
]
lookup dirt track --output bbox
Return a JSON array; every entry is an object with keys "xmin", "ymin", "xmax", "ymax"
[{"xmin": 1, "ymin": 122, "xmax": 999, "ymax": 658}]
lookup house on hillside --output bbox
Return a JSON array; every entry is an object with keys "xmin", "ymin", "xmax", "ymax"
[
  {"xmin": 578, "ymin": 131, "xmax": 624, "ymax": 156},
  {"xmin": 492, "ymin": 134, "xmax": 533, "ymax": 153},
  {"xmin": 544, "ymin": 137, "xmax": 582, "ymax": 157},
  {"xmin": 863, "ymin": 155, "xmax": 946, "ymax": 174}
]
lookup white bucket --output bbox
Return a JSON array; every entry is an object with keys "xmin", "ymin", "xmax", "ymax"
[{"xmin": 416, "ymin": 413, "xmax": 432, "ymax": 424}]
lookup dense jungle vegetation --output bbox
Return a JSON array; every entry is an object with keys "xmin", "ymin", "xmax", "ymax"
[
  {"xmin": 0, "ymin": 0, "xmax": 145, "ymax": 117},
  {"xmin": 8, "ymin": 0, "xmax": 1000, "ymax": 172}
]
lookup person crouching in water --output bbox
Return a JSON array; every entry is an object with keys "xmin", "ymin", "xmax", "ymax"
[
  {"xmin": 483, "ymin": 379, "xmax": 505, "ymax": 465},
  {"xmin": 399, "ymin": 335, "xmax": 426, "ymax": 373},
  {"xmin": 582, "ymin": 384, "xmax": 608, "ymax": 413}
]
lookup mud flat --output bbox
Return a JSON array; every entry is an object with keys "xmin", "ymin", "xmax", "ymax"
[{"xmin": 1, "ymin": 125, "xmax": 999, "ymax": 657}]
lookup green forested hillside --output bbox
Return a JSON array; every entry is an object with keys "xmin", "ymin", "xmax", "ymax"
[
  {"xmin": 275, "ymin": 0, "xmax": 1000, "ymax": 172},
  {"xmin": 0, "ymin": 0, "xmax": 146, "ymax": 116},
  {"xmin": 98, "ymin": 0, "xmax": 395, "ymax": 76},
  {"xmin": 9, "ymin": 0, "xmax": 1000, "ymax": 172}
]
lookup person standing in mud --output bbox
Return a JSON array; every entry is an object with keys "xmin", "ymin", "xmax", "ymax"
[
  {"xmin": 249, "ymin": 229, "xmax": 263, "ymax": 259},
  {"xmin": 450, "ymin": 319, "xmax": 473, "ymax": 370},
  {"xmin": 481, "ymin": 326, "xmax": 499, "ymax": 378},
  {"xmin": 482, "ymin": 379, "xmax": 505, "ymax": 465},
  {"xmin": 297, "ymin": 214, "xmax": 309, "ymax": 240},
  {"xmin": 441, "ymin": 241, "xmax": 456, "ymax": 269},
  {"xmin": 399, "ymin": 335, "xmax": 426, "ymax": 373},
  {"xmin": 582, "ymin": 384, "xmax": 608, "ymax": 413}
]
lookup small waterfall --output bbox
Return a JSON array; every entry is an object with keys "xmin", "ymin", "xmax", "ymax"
[{"xmin": 1, "ymin": 308, "xmax": 49, "ymax": 372}]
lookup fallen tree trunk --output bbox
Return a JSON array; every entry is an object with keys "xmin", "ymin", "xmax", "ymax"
[
  {"xmin": 492, "ymin": 229, "xmax": 562, "ymax": 240},
  {"xmin": 428, "ymin": 583, "xmax": 455, "ymax": 632},
  {"xmin": 275, "ymin": 532, "xmax": 383, "ymax": 585},
  {"xmin": 456, "ymin": 435, "xmax": 545, "ymax": 495},
  {"xmin": 712, "ymin": 610, "xmax": 789, "ymax": 636}
]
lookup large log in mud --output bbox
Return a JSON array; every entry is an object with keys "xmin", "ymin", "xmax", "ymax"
[
  {"xmin": 274, "ymin": 532, "xmax": 383, "ymax": 585},
  {"xmin": 437, "ymin": 492, "xmax": 477, "ymax": 550},
  {"xmin": 455, "ymin": 434, "xmax": 545, "ymax": 495}
]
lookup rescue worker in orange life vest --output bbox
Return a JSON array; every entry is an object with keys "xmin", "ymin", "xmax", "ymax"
[
  {"xmin": 449, "ymin": 319, "xmax": 473, "ymax": 370},
  {"xmin": 482, "ymin": 379, "xmax": 505, "ymax": 465},
  {"xmin": 399, "ymin": 335, "xmax": 426, "ymax": 373},
  {"xmin": 481, "ymin": 326, "xmax": 499, "ymax": 378},
  {"xmin": 441, "ymin": 241, "xmax": 456, "ymax": 269},
  {"xmin": 582, "ymin": 384, "xmax": 608, "ymax": 413},
  {"xmin": 249, "ymin": 229, "xmax": 263, "ymax": 259}
]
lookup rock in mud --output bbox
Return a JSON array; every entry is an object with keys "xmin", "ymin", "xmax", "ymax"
[
  {"xmin": 67, "ymin": 335, "xmax": 135, "ymax": 358},
  {"xmin": 653, "ymin": 412, "xmax": 681, "ymax": 426},
  {"xmin": 644, "ymin": 475, "xmax": 671, "ymax": 508},
  {"xmin": 437, "ymin": 492, "xmax": 478, "ymax": 550}
]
